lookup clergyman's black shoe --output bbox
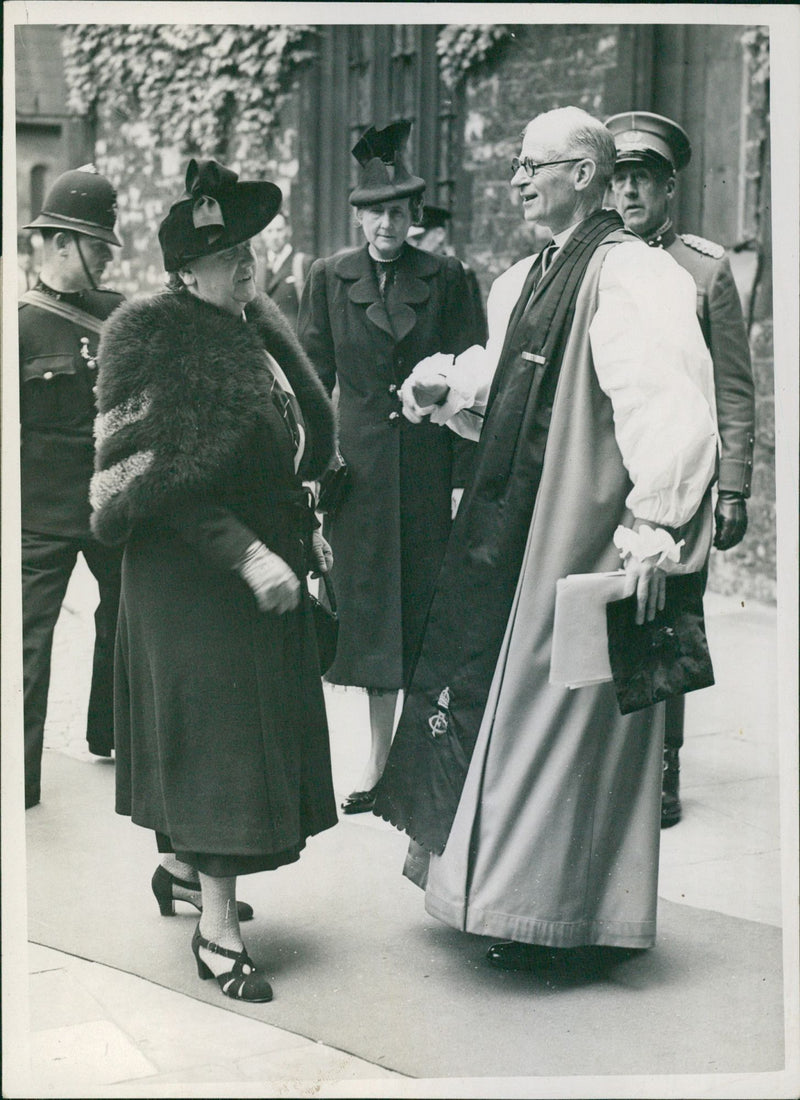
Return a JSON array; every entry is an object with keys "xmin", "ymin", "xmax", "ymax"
[{"xmin": 486, "ymin": 941, "xmax": 556, "ymax": 971}]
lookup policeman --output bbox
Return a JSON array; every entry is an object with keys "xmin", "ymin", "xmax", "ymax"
[
  {"xmin": 19, "ymin": 165, "xmax": 125, "ymax": 808},
  {"xmin": 606, "ymin": 111, "xmax": 756, "ymax": 827}
]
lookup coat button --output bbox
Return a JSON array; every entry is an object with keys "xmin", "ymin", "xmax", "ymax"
[
  {"xmin": 43, "ymin": 371, "xmax": 54, "ymax": 380},
  {"xmin": 388, "ymin": 383, "xmax": 397, "ymax": 394},
  {"xmin": 389, "ymin": 410, "xmax": 400, "ymax": 421}
]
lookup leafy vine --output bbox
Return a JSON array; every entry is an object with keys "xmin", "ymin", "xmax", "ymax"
[
  {"xmin": 62, "ymin": 24, "xmax": 317, "ymax": 173},
  {"xmin": 436, "ymin": 24, "xmax": 512, "ymax": 88},
  {"xmin": 740, "ymin": 27, "xmax": 770, "ymax": 86}
]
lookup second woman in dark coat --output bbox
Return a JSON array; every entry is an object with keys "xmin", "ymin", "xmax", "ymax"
[{"xmin": 298, "ymin": 121, "xmax": 484, "ymax": 813}]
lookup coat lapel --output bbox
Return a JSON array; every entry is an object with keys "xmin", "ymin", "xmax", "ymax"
[{"xmin": 335, "ymin": 244, "xmax": 438, "ymax": 343}]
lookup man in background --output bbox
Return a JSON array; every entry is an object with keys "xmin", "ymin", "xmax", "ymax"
[
  {"xmin": 607, "ymin": 111, "xmax": 756, "ymax": 827},
  {"xmin": 262, "ymin": 211, "xmax": 313, "ymax": 328},
  {"xmin": 19, "ymin": 166, "xmax": 125, "ymax": 808},
  {"xmin": 408, "ymin": 204, "xmax": 487, "ymax": 343}
]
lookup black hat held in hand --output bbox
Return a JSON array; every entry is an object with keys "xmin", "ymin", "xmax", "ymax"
[
  {"xmin": 349, "ymin": 120, "xmax": 426, "ymax": 207},
  {"xmin": 159, "ymin": 158, "xmax": 282, "ymax": 272}
]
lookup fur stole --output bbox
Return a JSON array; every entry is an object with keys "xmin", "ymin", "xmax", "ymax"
[{"xmin": 90, "ymin": 290, "xmax": 335, "ymax": 546}]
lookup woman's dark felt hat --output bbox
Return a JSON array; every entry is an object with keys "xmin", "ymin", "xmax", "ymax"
[
  {"xmin": 159, "ymin": 159, "xmax": 282, "ymax": 272},
  {"xmin": 349, "ymin": 120, "xmax": 426, "ymax": 207}
]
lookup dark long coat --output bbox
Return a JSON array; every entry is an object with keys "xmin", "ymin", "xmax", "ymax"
[
  {"xmin": 297, "ymin": 242, "xmax": 483, "ymax": 689},
  {"xmin": 91, "ymin": 291, "xmax": 338, "ymax": 859}
]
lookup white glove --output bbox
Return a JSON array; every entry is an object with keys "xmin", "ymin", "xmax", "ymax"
[
  {"xmin": 400, "ymin": 353, "xmax": 455, "ymax": 423},
  {"xmin": 310, "ymin": 529, "xmax": 333, "ymax": 576},
  {"xmin": 236, "ymin": 541, "xmax": 300, "ymax": 614}
]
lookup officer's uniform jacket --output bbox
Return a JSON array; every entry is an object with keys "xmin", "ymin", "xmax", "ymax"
[
  {"xmin": 649, "ymin": 223, "xmax": 755, "ymax": 496},
  {"xmin": 19, "ymin": 284, "xmax": 124, "ymax": 538}
]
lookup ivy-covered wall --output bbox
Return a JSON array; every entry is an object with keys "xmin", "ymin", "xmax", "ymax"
[
  {"xmin": 62, "ymin": 24, "xmax": 315, "ymax": 299},
  {"xmin": 451, "ymin": 25, "xmax": 626, "ymax": 285}
]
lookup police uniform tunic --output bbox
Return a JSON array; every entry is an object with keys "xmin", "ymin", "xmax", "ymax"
[
  {"xmin": 20, "ymin": 282, "xmax": 124, "ymax": 803},
  {"xmin": 647, "ymin": 223, "xmax": 756, "ymax": 497}
]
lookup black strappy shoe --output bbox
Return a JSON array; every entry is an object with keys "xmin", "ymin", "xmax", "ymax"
[
  {"xmin": 191, "ymin": 924, "xmax": 273, "ymax": 1003},
  {"xmin": 152, "ymin": 865, "xmax": 254, "ymax": 921}
]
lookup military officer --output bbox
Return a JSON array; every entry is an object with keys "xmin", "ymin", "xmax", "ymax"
[
  {"xmin": 19, "ymin": 165, "xmax": 125, "ymax": 808},
  {"xmin": 607, "ymin": 111, "xmax": 756, "ymax": 827}
]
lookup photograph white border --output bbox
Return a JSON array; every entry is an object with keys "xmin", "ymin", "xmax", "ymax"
[{"xmin": 3, "ymin": 4, "xmax": 798, "ymax": 1098}]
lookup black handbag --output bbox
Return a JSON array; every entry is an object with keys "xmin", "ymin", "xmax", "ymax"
[
  {"xmin": 605, "ymin": 572, "xmax": 715, "ymax": 716},
  {"xmin": 309, "ymin": 571, "xmax": 339, "ymax": 674},
  {"xmin": 317, "ymin": 451, "xmax": 351, "ymax": 514}
]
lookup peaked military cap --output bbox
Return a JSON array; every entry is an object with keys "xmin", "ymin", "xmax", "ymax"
[
  {"xmin": 159, "ymin": 158, "xmax": 282, "ymax": 272},
  {"xmin": 349, "ymin": 120, "xmax": 426, "ymax": 207},
  {"xmin": 24, "ymin": 164, "xmax": 121, "ymax": 246},
  {"xmin": 605, "ymin": 111, "xmax": 692, "ymax": 173}
]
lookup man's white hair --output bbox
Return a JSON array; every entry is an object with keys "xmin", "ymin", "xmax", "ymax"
[{"xmin": 524, "ymin": 107, "xmax": 616, "ymax": 191}]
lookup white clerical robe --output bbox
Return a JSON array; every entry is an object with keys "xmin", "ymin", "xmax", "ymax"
[{"xmin": 403, "ymin": 237, "xmax": 717, "ymax": 948}]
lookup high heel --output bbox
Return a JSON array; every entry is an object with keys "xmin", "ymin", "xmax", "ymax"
[
  {"xmin": 191, "ymin": 924, "xmax": 273, "ymax": 1003},
  {"xmin": 151, "ymin": 865, "xmax": 254, "ymax": 921}
]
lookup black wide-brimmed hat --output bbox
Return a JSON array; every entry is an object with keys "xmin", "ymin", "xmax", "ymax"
[
  {"xmin": 159, "ymin": 158, "xmax": 282, "ymax": 272},
  {"xmin": 605, "ymin": 111, "xmax": 692, "ymax": 174},
  {"xmin": 349, "ymin": 121, "xmax": 426, "ymax": 207},
  {"xmin": 24, "ymin": 164, "xmax": 121, "ymax": 246}
]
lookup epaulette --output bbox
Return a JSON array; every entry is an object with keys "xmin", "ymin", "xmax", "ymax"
[{"xmin": 679, "ymin": 233, "xmax": 725, "ymax": 260}]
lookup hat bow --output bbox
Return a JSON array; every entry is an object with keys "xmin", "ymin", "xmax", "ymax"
[{"xmin": 185, "ymin": 159, "xmax": 238, "ymax": 232}]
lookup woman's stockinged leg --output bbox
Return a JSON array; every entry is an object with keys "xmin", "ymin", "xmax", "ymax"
[
  {"xmin": 360, "ymin": 689, "xmax": 398, "ymax": 790},
  {"xmin": 160, "ymin": 854, "xmax": 201, "ymax": 906},
  {"xmin": 196, "ymin": 873, "xmax": 244, "ymax": 978}
]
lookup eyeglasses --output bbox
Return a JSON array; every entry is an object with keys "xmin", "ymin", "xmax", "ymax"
[{"xmin": 510, "ymin": 156, "xmax": 585, "ymax": 179}]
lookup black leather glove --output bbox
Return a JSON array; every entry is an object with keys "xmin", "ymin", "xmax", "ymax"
[{"xmin": 714, "ymin": 491, "xmax": 748, "ymax": 551}]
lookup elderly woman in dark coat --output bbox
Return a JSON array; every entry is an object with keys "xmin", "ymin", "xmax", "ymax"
[
  {"xmin": 90, "ymin": 160, "xmax": 337, "ymax": 1003},
  {"xmin": 297, "ymin": 122, "xmax": 484, "ymax": 813}
]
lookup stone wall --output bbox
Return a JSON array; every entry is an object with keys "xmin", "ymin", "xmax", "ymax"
[
  {"xmin": 452, "ymin": 24, "xmax": 625, "ymax": 287},
  {"xmin": 707, "ymin": 321, "xmax": 776, "ymax": 603}
]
